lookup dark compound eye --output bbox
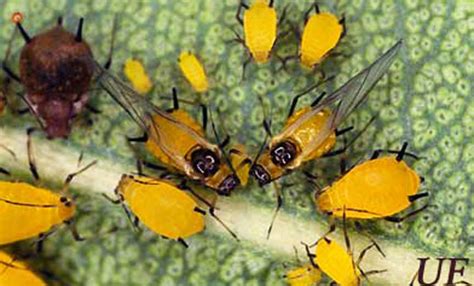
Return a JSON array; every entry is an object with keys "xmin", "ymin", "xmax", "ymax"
[
  {"xmin": 271, "ymin": 141, "xmax": 296, "ymax": 166},
  {"xmin": 250, "ymin": 164, "xmax": 271, "ymax": 186},
  {"xmin": 217, "ymin": 175, "xmax": 240, "ymax": 196},
  {"xmin": 191, "ymin": 149, "xmax": 220, "ymax": 177}
]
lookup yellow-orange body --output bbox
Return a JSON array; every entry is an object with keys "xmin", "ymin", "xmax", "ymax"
[
  {"xmin": 123, "ymin": 58, "xmax": 153, "ymax": 94},
  {"xmin": 300, "ymin": 12, "xmax": 343, "ymax": 69},
  {"xmin": 256, "ymin": 106, "xmax": 336, "ymax": 181},
  {"xmin": 0, "ymin": 251, "xmax": 46, "ymax": 286},
  {"xmin": 243, "ymin": 0, "xmax": 277, "ymax": 63},
  {"xmin": 0, "ymin": 181, "xmax": 75, "ymax": 245},
  {"xmin": 285, "ymin": 263, "xmax": 321, "ymax": 286},
  {"xmin": 178, "ymin": 52, "xmax": 209, "ymax": 93},
  {"xmin": 117, "ymin": 175, "xmax": 205, "ymax": 239},
  {"xmin": 315, "ymin": 238, "xmax": 360, "ymax": 286},
  {"xmin": 317, "ymin": 157, "xmax": 421, "ymax": 218},
  {"xmin": 145, "ymin": 110, "xmax": 248, "ymax": 193}
]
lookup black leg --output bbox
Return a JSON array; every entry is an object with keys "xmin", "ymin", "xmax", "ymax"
[
  {"xmin": 335, "ymin": 126, "xmax": 353, "ymax": 136},
  {"xmin": 16, "ymin": 22, "xmax": 31, "ymax": 43},
  {"xmin": 66, "ymin": 219, "xmax": 85, "ymax": 241},
  {"xmin": 127, "ymin": 133, "xmax": 148, "ymax": 143},
  {"xmin": 385, "ymin": 204, "xmax": 429, "ymax": 223},
  {"xmin": 0, "ymin": 167, "xmax": 10, "ymax": 176},
  {"xmin": 104, "ymin": 15, "xmax": 118, "ymax": 70},
  {"xmin": 408, "ymin": 192, "xmax": 429, "ymax": 203},
  {"xmin": 171, "ymin": 87, "xmax": 179, "ymax": 110},
  {"xmin": 178, "ymin": 237, "xmax": 189, "ymax": 248},
  {"xmin": 266, "ymin": 186, "xmax": 283, "ymax": 239},
  {"xmin": 200, "ymin": 104, "xmax": 208, "ymax": 131},
  {"xmin": 2, "ymin": 63, "xmax": 21, "ymax": 83},
  {"xmin": 339, "ymin": 15, "xmax": 347, "ymax": 38},
  {"xmin": 235, "ymin": 0, "xmax": 249, "ymax": 26},
  {"xmin": 57, "ymin": 16, "xmax": 63, "ymax": 26},
  {"xmin": 263, "ymin": 119, "xmax": 272, "ymax": 137},
  {"xmin": 219, "ymin": 135, "xmax": 230, "ymax": 148},
  {"xmin": 26, "ymin": 128, "xmax": 40, "ymax": 182}
]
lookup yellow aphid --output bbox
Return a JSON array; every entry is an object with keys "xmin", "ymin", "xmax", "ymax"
[
  {"xmin": 123, "ymin": 58, "xmax": 152, "ymax": 94},
  {"xmin": 317, "ymin": 144, "xmax": 425, "ymax": 220},
  {"xmin": 251, "ymin": 40, "xmax": 402, "ymax": 186},
  {"xmin": 116, "ymin": 175, "xmax": 205, "ymax": 240},
  {"xmin": 300, "ymin": 8, "xmax": 344, "ymax": 69},
  {"xmin": 0, "ymin": 251, "xmax": 46, "ymax": 286},
  {"xmin": 242, "ymin": 0, "xmax": 277, "ymax": 63},
  {"xmin": 285, "ymin": 263, "xmax": 321, "ymax": 286},
  {"xmin": 0, "ymin": 181, "xmax": 75, "ymax": 245},
  {"xmin": 314, "ymin": 238, "xmax": 360, "ymax": 286},
  {"xmin": 178, "ymin": 51, "xmax": 209, "ymax": 93}
]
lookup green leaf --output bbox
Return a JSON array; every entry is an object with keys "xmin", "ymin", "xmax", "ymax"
[{"xmin": 0, "ymin": 0, "xmax": 473, "ymax": 285}]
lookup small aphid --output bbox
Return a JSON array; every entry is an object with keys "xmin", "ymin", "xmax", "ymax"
[
  {"xmin": 114, "ymin": 175, "xmax": 205, "ymax": 242},
  {"xmin": 285, "ymin": 263, "xmax": 321, "ymax": 286},
  {"xmin": 0, "ymin": 251, "xmax": 46, "ymax": 286},
  {"xmin": 2, "ymin": 13, "xmax": 114, "ymax": 139},
  {"xmin": 250, "ymin": 40, "xmax": 402, "ymax": 186},
  {"xmin": 300, "ymin": 3, "xmax": 345, "ymax": 69},
  {"xmin": 0, "ymin": 136, "xmax": 95, "ymax": 246},
  {"xmin": 123, "ymin": 58, "xmax": 152, "ymax": 94},
  {"xmin": 233, "ymin": 0, "xmax": 286, "ymax": 78},
  {"xmin": 178, "ymin": 51, "xmax": 209, "ymax": 93},
  {"xmin": 317, "ymin": 143, "xmax": 428, "ymax": 221}
]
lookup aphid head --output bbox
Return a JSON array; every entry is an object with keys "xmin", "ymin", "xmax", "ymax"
[
  {"xmin": 270, "ymin": 141, "xmax": 297, "ymax": 166},
  {"xmin": 191, "ymin": 148, "xmax": 220, "ymax": 177},
  {"xmin": 35, "ymin": 96, "xmax": 73, "ymax": 139},
  {"xmin": 250, "ymin": 164, "xmax": 272, "ymax": 186},
  {"xmin": 217, "ymin": 174, "xmax": 241, "ymax": 196},
  {"xmin": 59, "ymin": 196, "xmax": 76, "ymax": 220}
]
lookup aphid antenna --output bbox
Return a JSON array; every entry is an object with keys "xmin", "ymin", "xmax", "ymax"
[
  {"xmin": 0, "ymin": 143, "xmax": 17, "ymax": 161},
  {"xmin": 61, "ymin": 159, "xmax": 97, "ymax": 196},
  {"xmin": 104, "ymin": 14, "xmax": 118, "ymax": 70},
  {"xmin": 266, "ymin": 180, "xmax": 284, "ymax": 239},
  {"xmin": 2, "ymin": 24, "xmax": 22, "ymax": 83},
  {"xmin": 181, "ymin": 183, "xmax": 239, "ymax": 241},
  {"xmin": 13, "ymin": 14, "xmax": 31, "ymax": 43},
  {"xmin": 209, "ymin": 108, "xmax": 237, "ymax": 175},
  {"xmin": 64, "ymin": 218, "xmax": 85, "ymax": 241},
  {"xmin": 300, "ymin": 241, "xmax": 318, "ymax": 268},
  {"xmin": 372, "ymin": 142, "xmax": 421, "ymax": 161},
  {"xmin": 75, "ymin": 17, "xmax": 84, "ymax": 42},
  {"xmin": 287, "ymin": 75, "xmax": 334, "ymax": 118}
]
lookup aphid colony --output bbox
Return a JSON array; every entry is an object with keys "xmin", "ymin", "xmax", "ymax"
[{"xmin": 0, "ymin": 2, "xmax": 429, "ymax": 285}]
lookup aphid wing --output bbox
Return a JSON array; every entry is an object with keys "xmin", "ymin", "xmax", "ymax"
[{"xmin": 301, "ymin": 40, "xmax": 402, "ymax": 157}]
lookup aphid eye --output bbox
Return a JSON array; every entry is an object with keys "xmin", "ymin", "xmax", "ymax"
[
  {"xmin": 251, "ymin": 164, "xmax": 271, "ymax": 186},
  {"xmin": 217, "ymin": 175, "xmax": 240, "ymax": 196},
  {"xmin": 270, "ymin": 141, "xmax": 296, "ymax": 166},
  {"xmin": 191, "ymin": 149, "xmax": 220, "ymax": 177}
]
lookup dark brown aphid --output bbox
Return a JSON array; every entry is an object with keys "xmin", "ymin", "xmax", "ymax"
[{"xmin": 2, "ymin": 13, "xmax": 101, "ymax": 139}]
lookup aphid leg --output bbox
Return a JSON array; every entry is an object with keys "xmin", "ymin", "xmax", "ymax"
[
  {"xmin": 65, "ymin": 219, "xmax": 85, "ymax": 241},
  {"xmin": 385, "ymin": 204, "xmax": 429, "ymax": 223},
  {"xmin": 266, "ymin": 181, "xmax": 283, "ymax": 239},
  {"xmin": 142, "ymin": 160, "xmax": 168, "ymax": 172},
  {"xmin": 313, "ymin": 2, "xmax": 320, "ymax": 14},
  {"xmin": 57, "ymin": 16, "xmax": 63, "ymax": 26},
  {"xmin": 408, "ymin": 192, "xmax": 429, "ymax": 203},
  {"xmin": 177, "ymin": 238, "xmax": 189, "ymax": 248},
  {"xmin": 373, "ymin": 142, "xmax": 420, "ymax": 161},
  {"xmin": 277, "ymin": 4, "xmax": 289, "ymax": 27},
  {"xmin": 0, "ymin": 167, "xmax": 10, "ymax": 176},
  {"xmin": 26, "ymin": 128, "xmax": 41, "ymax": 182},
  {"xmin": 235, "ymin": 0, "xmax": 249, "ymax": 26},
  {"xmin": 219, "ymin": 135, "xmax": 230, "ymax": 148},
  {"xmin": 2, "ymin": 28, "xmax": 22, "ymax": 83},
  {"xmin": 200, "ymin": 104, "xmax": 208, "ymax": 131},
  {"xmin": 85, "ymin": 103, "xmax": 101, "ymax": 114},
  {"xmin": 339, "ymin": 15, "xmax": 347, "ymax": 39},
  {"xmin": 354, "ymin": 222, "xmax": 386, "ymax": 258},
  {"xmin": 269, "ymin": 0, "xmax": 274, "ymax": 7},
  {"xmin": 335, "ymin": 126, "xmax": 354, "ymax": 136},
  {"xmin": 241, "ymin": 56, "xmax": 251, "ymax": 81},
  {"xmin": 370, "ymin": 150, "xmax": 381, "ymax": 160},
  {"xmin": 303, "ymin": 3, "xmax": 314, "ymax": 24},
  {"xmin": 300, "ymin": 241, "xmax": 317, "ymax": 267},
  {"xmin": 75, "ymin": 17, "xmax": 84, "ymax": 42},
  {"xmin": 15, "ymin": 18, "xmax": 31, "ymax": 43},
  {"xmin": 362, "ymin": 269, "xmax": 388, "ymax": 278},
  {"xmin": 127, "ymin": 133, "xmax": 149, "ymax": 143},
  {"xmin": 61, "ymin": 160, "xmax": 97, "ymax": 195},
  {"xmin": 342, "ymin": 206, "xmax": 352, "ymax": 253},
  {"xmin": 133, "ymin": 216, "xmax": 140, "ymax": 228}
]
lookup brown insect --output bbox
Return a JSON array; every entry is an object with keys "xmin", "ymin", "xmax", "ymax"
[{"xmin": 2, "ymin": 12, "xmax": 113, "ymax": 139}]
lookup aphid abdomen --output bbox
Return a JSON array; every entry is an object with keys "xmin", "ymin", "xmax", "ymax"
[
  {"xmin": 300, "ymin": 13, "xmax": 343, "ymax": 68},
  {"xmin": 178, "ymin": 52, "xmax": 208, "ymax": 93},
  {"xmin": 244, "ymin": 3, "xmax": 277, "ymax": 63},
  {"xmin": 318, "ymin": 157, "xmax": 420, "ymax": 218},
  {"xmin": 0, "ymin": 251, "xmax": 46, "ymax": 285},
  {"xmin": 0, "ymin": 182, "xmax": 72, "ymax": 245},
  {"xmin": 281, "ymin": 107, "xmax": 336, "ymax": 166},
  {"xmin": 315, "ymin": 239, "xmax": 359, "ymax": 286},
  {"xmin": 145, "ymin": 109, "xmax": 205, "ymax": 171},
  {"xmin": 119, "ymin": 176, "xmax": 204, "ymax": 239},
  {"xmin": 19, "ymin": 26, "xmax": 94, "ymax": 96}
]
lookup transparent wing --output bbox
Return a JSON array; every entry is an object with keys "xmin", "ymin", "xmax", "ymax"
[
  {"xmin": 93, "ymin": 62, "xmax": 213, "ymax": 163},
  {"xmin": 317, "ymin": 39, "xmax": 403, "ymax": 128},
  {"xmin": 297, "ymin": 40, "xmax": 403, "ymax": 156}
]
